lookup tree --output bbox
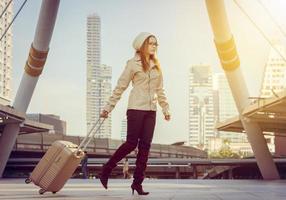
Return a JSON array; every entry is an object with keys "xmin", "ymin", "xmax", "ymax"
[{"xmin": 209, "ymin": 139, "xmax": 240, "ymax": 159}]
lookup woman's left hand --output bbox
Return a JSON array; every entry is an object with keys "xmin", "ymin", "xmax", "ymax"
[{"xmin": 164, "ymin": 115, "xmax": 171, "ymax": 121}]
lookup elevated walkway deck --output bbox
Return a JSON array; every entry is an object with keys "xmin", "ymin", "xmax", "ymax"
[{"xmin": 216, "ymin": 90, "xmax": 286, "ymax": 135}]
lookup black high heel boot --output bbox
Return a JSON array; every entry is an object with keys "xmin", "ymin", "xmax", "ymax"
[
  {"xmin": 99, "ymin": 164, "xmax": 113, "ymax": 189},
  {"xmin": 132, "ymin": 148, "xmax": 150, "ymax": 195},
  {"xmin": 131, "ymin": 183, "xmax": 149, "ymax": 195},
  {"xmin": 99, "ymin": 141, "xmax": 136, "ymax": 189}
]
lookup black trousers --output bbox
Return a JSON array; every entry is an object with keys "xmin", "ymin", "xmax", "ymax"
[
  {"xmin": 103, "ymin": 109, "xmax": 156, "ymax": 184},
  {"xmin": 126, "ymin": 109, "xmax": 156, "ymax": 150},
  {"xmin": 126, "ymin": 109, "xmax": 156, "ymax": 183}
]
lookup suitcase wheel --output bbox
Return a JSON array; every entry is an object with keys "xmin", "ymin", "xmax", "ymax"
[
  {"xmin": 25, "ymin": 178, "xmax": 32, "ymax": 184},
  {"xmin": 52, "ymin": 191, "xmax": 56, "ymax": 194},
  {"xmin": 39, "ymin": 188, "xmax": 46, "ymax": 195}
]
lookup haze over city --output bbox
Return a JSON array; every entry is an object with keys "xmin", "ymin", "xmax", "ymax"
[{"xmin": 12, "ymin": 0, "xmax": 286, "ymax": 144}]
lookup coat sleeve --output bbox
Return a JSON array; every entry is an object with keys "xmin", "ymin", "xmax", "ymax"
[
  {"xmin": 103, "ymin": 61, "xmax": 133, "ymax": 113},
  {"xmin": 156, "ymin": 71, "xmax": 170, "ymax": 116}
]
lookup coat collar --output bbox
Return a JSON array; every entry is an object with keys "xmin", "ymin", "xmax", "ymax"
[{"xmin": 134, "ymin": 53, "xmax": 157, "ymax": 69}]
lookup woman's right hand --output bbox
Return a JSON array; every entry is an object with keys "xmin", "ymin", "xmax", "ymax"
[{"xmin": 100, "ymin": 110, "xmax": 109, "ymax": 118}]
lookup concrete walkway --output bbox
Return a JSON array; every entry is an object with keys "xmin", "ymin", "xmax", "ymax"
[{"xmin": 0, "ymin": 179, "xmax": 286, "ymax": 199}]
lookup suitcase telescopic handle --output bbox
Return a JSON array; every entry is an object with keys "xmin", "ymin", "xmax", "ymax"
[{"xmin": 77, "ymin": 118, "xmax": 105, "ymax": 152}]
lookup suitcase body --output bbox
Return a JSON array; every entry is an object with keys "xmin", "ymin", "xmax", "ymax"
[
  {"xmin": 26, "ymin": 118, "xmax": 104, "ymax": 195},
  {"xmin": 26, "ymin": 140, "xmax": 84, "ymax": 194}
]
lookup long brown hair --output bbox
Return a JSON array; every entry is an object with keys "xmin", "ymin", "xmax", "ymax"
[{"xmin": 137, "ymin": 36, "xmax": 161, "ymax": 72}]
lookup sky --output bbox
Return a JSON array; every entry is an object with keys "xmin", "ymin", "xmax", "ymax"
[{"xmin": 11, "ymin": 0, "xmax": 286, "ymax": 145}]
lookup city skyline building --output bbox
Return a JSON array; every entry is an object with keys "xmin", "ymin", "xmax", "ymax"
[
  {"xmin": 0, "ymin": 1, "xmax": 13, "ymax": 105},
  {"xmin": 188, "ymin": 64, "xmax": 215, "ymax": 150},
  {"xmin": 214, "ymin": 73, "xmax": 246, "ymax": 143},
  {"xmin": 120, "ymin": 117, "xmax": 127, "ymax": 141},
  {"xmin": 99, "ymin": 64, "xmax": 112, "ymax": 138},
  {"xmin": 260, "ymin": 40, "xmax": 286, "ymax": 98},
  {"xmin": 27, "ymin": 113, "xmax": 66, "ymax": 135},
  {"xmin": 86, "ymin": 14, "xmax": 111, "ymax": 138}
]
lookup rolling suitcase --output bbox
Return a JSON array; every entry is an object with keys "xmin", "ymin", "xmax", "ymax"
[{"xmin": 25, "ymin": 118, "xmax": 105, "ymax": 194}]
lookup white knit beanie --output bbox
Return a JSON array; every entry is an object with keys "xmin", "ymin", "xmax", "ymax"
[{"xmin": 132, "ymin": 32, "xmax": 154, "ymax": 50}]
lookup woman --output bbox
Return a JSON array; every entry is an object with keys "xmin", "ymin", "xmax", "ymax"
[
  {"xmin": 122, "ymin": 157, "xmax": 129, "ymax": 179},
  {"xmin": 100, "ymin": 32, "xmax": 170, "ymax": 195}
]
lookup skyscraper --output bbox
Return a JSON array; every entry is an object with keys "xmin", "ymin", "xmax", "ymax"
[
  {"xmin": 120, "ymin": 117, "xmax": 127, "ymax": 141},
  {"xmin": 189, "ymin": 65, "xmax": 215, "ymax": 150},
  {"xmin": 0, "ymin": 1, "xmax": 12, "ymax": 105},
  {"xmin": 86, "ymin": 14, "xmax": 111, "ymax": 138},
  {"xmin": 99, "ymin": 64, "xmax": 112, "ymax": 138},
  {"xmin": 214, "ymin": 73, "xmax": 245, "ymax": 143},
  {"xmin": 260, "ymin": 41, "xmax": 286, "ymax": 98}
]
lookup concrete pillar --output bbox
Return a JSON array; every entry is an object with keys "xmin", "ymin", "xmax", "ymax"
[
  {"xmin": 274, "ymin": 135, "xmax": 286, "ymax": 157},
  {"xmin": 175, "ymin": 167, "xmax": 180, "ymax": 179},
  {"xmin": 0, "ymin": 0, "xmax": 60, "ymax": 178},
  {"xmin": 192, "ymin": 165, "xmax": 198, "ymax": 179},
  {"xmin": 228, "ymin": 168, "xmax": 233, "ymax": 179},
  {"xmin": 205, "ymin": 0, "xmax": 279, "ymax": 179}
]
